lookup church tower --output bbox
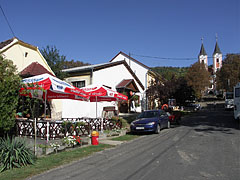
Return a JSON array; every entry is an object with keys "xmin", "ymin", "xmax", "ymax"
[
  {"xmin": 212, "ymin": 36, "xmax": 222, "ymax": 73},
  {"xmin": 198, "ymin": 38, "xmax": 208, "ymax": 69}
]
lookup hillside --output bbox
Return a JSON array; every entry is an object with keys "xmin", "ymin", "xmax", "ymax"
[{"xmin": 151, "ymin": 66, "xmax": 189, "ymax": 80}]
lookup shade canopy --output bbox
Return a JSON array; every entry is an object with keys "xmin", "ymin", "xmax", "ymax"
[
  {"xmin": 81, "ymin": 84, "xmax": 128, "ymax": 102},
  {"xmin": 20, "ymin": 73, "xmax": 88, "ymax": 101}
]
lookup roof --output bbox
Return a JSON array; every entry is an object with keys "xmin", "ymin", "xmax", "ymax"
[
  {"xmin": 199, "ymin": 43, "xmax": 207, "ymax": 56},
  {"xmin": 0, "ymin": 38, "xmax": 14, "ymax": 50},
  {"xmin": 63, "ymin": 60, "xmax": 145, "ymax": 90},
  {"xmin": 0, "ymin": 37, "xmax": 38, "ymax": 52},
  {"xmin": 213, "ymin": 41, "xmax": 222, "ymax": 54},
  {"xmin": 116, "ymin": 79, "xmax": 139, "ymax": 92},
  {"xmin": 20, "ymin": 62, "xmax": 55, "ymax": 78},
  {"xmin": 62, "ymin": 61, "xmax": 116, "ymax": 73},
  {"xmin": 110, "ymin": 51, "xmax": 150, "ymax": 69}
]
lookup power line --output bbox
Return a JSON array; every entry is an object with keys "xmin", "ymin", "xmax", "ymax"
[
  {"xmin": 131, "ymin": 53, "xmax": 196, "ymax": 61},
  {"xmin": 131, "ymin": 53, "xmax": 230, "ymax": 61},
  {"xmin": 0, "ymin": 4, "xmax": 16, "ymax": 37}
]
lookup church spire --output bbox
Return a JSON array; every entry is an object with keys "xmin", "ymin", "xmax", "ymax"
[
  {"xmin": 212, "ymin": 33, "xmax": 222, "ymax": 73},
  {"xmin": 199, "ymin": 37, "xmax": 207, "ymax": 56},
  {"xmin": 213, "ymin": 35, "xmax": 222, "ymax": 55}
]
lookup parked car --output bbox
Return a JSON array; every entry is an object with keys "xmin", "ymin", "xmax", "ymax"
[
  {"xmin": 166, "ymin": 111, "xmax": 181, "ymax": 125},
  {"xmin": 130, "ymin": 110, "xmax": 170, "ymax": 134},
  {"xmin": 184, "ymin": 103, "xmax": 201, "ymax": 111}
]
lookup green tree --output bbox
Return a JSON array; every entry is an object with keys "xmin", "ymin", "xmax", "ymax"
[
  {"xmin": 41, "ymin": 46, "xmax": 91, "ymax": 79},
  {"xmin": 62, "ymin": 59, "xmax": 90, "ymax": 69},
  {"xmin": 173, "ymin": 77, "xmax": 195, "ymax": 105},
  {"xmin": 147, "ymin": 75, "xmax": 178, "ymax": 108},
  {"xmin": 0, "ymin": 55, "xmax": 21, "ymax": 135},
  {"xmin": 186, "ymin": 62, "xmax": 210, "ymax": 99},
  {"xmin": 40, "ymin": 46, "xmax": 66, "ymax": 79},
  {"xmin": 216, "ymin": 54, "xmax": 240, "ymax": 91}
]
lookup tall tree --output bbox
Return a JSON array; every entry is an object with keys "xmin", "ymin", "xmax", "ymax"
[
  {"xmin": 173, "ymin": 77, "xmax": 195, "ymax": 105},
  {"xmin": 186, "ymin": 62, "xmax": 210, "ymax": 99},
  {"xmin": 0, "ymin": 55, "xmax": 21, "ymax": 135},
  {"xmin": 216, "ymin": 54, "xmax": 240, "ymax": 91},
  {"xmin": 41, "ymin": 46, "xmax": 91, "ymax": 79},
  {"xmin": 40, "ymin": 46, "xmax": 66, "ymax": 79},
  {"xmin": 147, "ymin": 75, "xmax": 179, "ymax": 109}
]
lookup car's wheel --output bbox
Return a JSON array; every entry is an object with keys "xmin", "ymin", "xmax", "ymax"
[
  {"xmin": 167, "ymin": 121, "xmax": 170, "ymax": 129},
  {"xmin": 155, "ymin": 124, "xmax": 161, "ymax": 134}
]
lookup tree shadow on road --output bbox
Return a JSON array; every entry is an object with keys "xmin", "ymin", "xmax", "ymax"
[{"xmin": 180, "ymin": 105, "xmax": 240, "ymax": 134}]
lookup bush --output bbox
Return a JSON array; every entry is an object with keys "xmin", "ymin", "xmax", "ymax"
[
  {"xmin": 0, "ymin": 136, "xmax": 35, "ymax": 172},
  {"xmin": 0, "ymin": 55, "xmax": 21, "ymax": 135},
  {"xmin": 110, "ymin": 117, "xmax": 128, "ymax": 128}
]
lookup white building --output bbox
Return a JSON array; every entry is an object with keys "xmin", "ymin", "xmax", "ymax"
[{"xmin": 60, "ymin": 52, "xmax": 157, "ymax": 118}]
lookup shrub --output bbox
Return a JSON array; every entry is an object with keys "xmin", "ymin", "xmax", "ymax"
[
  {"xmin": 61, "ymin": 121, "xmax": 74, "ymax": 134},
  {"xmin": 0, "ymin": 55, "xmax": 21, "ymax": 135},
  {"xmin": 110, "ymin": 117, "xmax": 128, "ymax": 128},
  {"xmin": 0, "ymin": 136, "xmax": 35, "ymax": 172}
]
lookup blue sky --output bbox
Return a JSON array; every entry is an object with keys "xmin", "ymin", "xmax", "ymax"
[{"xmin": 0, "ymin": 0, "xmax": 239, "ymax": 67}]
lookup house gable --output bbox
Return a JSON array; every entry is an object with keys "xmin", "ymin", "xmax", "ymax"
[
  {"xmin": 110, "ymin": 51, "xmax": 160, "ymax": 89},
  {"xmin": 0, "ymin": 37, "xmax": 54, "ymax": 75},
  {"xmin": 110, "ymin": 51, "xmax": 150, "ymax": 70}
]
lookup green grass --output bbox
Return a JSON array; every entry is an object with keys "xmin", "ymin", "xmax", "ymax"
[
  {"xmin": 0, "ymin": 144, "xmax": 114, "ymax": 180},
  {"xmin": 110, "ymin": 134, "xmax": 139, "ymax": 141}
]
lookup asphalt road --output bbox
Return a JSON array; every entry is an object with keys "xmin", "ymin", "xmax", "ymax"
[{"xmin": 28, "ymin": 108, "xmax": 240, "ymax": 180}]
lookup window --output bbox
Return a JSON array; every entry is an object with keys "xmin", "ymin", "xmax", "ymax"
[
  {"xmin": 235, "ymin": 88, "xmax": 240, "ymax": 98},
  {"xmin": 72, "ymin": 80, "xmax": 85, "ymax": 88},
  {"xmin": 216, "ymin": 58, "xmax": 219, "ymax": 63}
]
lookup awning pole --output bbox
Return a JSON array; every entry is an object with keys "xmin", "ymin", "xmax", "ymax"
[
  {"xmin": 44, "ymin": 90, "xmax": 47, "ymax": 120},
  {"xmin": 95, "ymin": 96, "xmax": 97, "ymax": 118}
]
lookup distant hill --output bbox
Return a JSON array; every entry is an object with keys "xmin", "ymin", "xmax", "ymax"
[{"xmin": 151, "ymin": 66, "xmax": 189, "ymax": 80}]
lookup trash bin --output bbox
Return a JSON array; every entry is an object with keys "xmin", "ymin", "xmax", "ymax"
[{"xmin": 91, "ymin": 131, "xmax": 99, "ymax": 145}]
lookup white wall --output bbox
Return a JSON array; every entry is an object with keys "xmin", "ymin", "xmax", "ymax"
[
  {"xmin": 93, "ymin": 63, "xmax": 143, "ymax": 92},
  {"xmin": 62, "ymin": 99, "xmax": 116, "ymax": 118},
  {"xmin": 111, "ymin": 53, "xmax": 148, "ymax": 90}
]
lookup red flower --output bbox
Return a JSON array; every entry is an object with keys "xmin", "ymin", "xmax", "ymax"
[{"xmin": 73, "ymin": 136, "xmax": 81, "ymax": 144}]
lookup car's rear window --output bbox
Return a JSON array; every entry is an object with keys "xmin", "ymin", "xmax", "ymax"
[{"xmin": 138, "ymin": 111, "xmax": 159, "ymax": 118}]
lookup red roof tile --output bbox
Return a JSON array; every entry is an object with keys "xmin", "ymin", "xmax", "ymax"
[
  {"xmin": 116, "ymin": 79, "xmax": 139, "ymax": 92},
  {"xmin": 20, "ymin": 62, "xmax": 55, "ymax": 78}
]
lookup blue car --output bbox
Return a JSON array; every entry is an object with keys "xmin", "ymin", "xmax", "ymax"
[{"xmin": 130, "ymin": 110, "xmax": 170, "ymax": 134}]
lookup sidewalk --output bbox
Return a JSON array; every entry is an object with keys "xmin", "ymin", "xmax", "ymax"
[{"xmin": 98, "ymin": 131, "xmax": 126, "ymax": 146}]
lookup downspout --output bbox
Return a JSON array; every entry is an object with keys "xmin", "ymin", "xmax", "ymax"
[
  {"xmin": 145, "ymin": 72, "xmax": 148, "ymax": 110},
  {"xmin": 90, "ymin": 67, "xmax": 93, "ymax": 85}
]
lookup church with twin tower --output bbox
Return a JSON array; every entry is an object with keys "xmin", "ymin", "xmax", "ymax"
[{"xmin": 198, "ymin": 37, "xmax": 222, "ymax": 73}]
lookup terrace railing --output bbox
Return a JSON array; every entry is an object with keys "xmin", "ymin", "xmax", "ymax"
[{"xmin": 16, "ymin": 117, "xmax": 122, "ymax": 141}]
